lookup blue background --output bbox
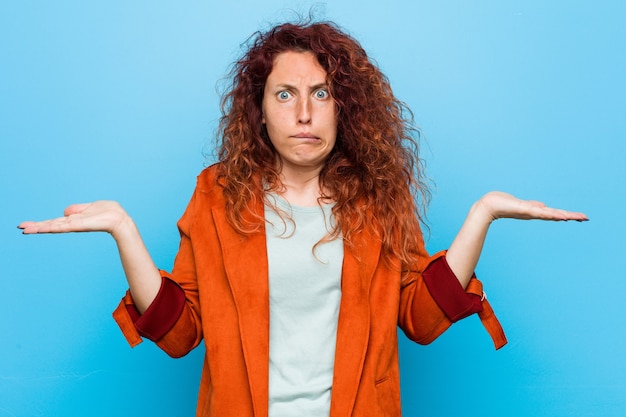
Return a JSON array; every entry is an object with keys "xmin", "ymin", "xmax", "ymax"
[{"xmin": 1, "ymin": 1, "xmax": 624, "ymax": 416}]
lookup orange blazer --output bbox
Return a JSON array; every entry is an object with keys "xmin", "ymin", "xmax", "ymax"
[{"xmin": 113, "ymin": 165, "xmax": 504, "ymax": 417}]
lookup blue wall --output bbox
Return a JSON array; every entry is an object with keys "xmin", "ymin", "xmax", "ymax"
[{"xmin": 1, "ymin": 1, "xmax": 624, "ymax": 416}]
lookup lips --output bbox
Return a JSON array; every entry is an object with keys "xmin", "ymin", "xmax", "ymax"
[
  {"xmin": 292, "ymin": 132, "xmax": 320, "ymax": 140},
  {"xmin": 293, "ymin": 132, "xmax": 319, "ymax": 139}
]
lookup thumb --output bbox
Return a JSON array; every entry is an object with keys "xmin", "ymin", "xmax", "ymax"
[{"xmin": 64, "ymin": 203, "xmax": 92, "ymax": 216}]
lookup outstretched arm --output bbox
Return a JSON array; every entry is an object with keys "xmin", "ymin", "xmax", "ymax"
[
  {"xmin": 19, "ymin": 201, "xmax": 161, "ymax": 313},
  {"xmin": 446, "ymin": 191, "xmax": 588, "ymax": 288}
]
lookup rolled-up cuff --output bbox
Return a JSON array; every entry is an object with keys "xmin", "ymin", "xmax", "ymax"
[
  {"xmin": 422, "ymin": 256, "xmax": 483, "ymax": 322},
  {"xmin": 125, "ymin": 277, "xmax": 186, "ymax": 342}
]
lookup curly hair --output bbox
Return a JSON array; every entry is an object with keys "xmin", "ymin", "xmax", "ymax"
[{"xmin": 217, "ymin": 20, "xmax": 431, "ymax": 274}]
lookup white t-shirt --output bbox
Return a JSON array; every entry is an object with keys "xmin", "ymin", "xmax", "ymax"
[{"xmin": 265, "ymin": 194, "xmax": 343, "ymax": 417}]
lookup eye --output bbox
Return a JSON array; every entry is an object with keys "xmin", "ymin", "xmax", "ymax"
[
  {"xmin": 314, "ymin": 89, "xmax": 329, "ymax": 99},
  {"xmin": 277, "ymin": 91, "xmax": 291, "ymax": 100}
]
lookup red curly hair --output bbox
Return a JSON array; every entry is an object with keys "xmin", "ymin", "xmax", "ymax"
[{"xmin": 217, "ymin": 21, "xmax": 430, "ymax": 273}]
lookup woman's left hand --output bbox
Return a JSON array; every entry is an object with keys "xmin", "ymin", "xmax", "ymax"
[
  {"xmin": 446, "ymin": 191, "xmax": 588, "ymax": 288},
  {"xmin": 475, "ymin": 191, "xmax": 588, "ymax": 223}
]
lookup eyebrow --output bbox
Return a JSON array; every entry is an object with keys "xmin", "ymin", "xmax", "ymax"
[{"xmin": 273, "ymin": 82, "xmax": 329, "ymax": 93}]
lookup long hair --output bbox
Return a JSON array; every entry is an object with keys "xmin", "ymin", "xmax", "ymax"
[{"xmin": 217, "ymin": 21, "xmax": 431, "ymax": 274}]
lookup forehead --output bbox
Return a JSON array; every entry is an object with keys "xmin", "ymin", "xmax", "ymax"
[{"xmin": 266, "ymin": 51, "xmax": 328, "ymax": 85}]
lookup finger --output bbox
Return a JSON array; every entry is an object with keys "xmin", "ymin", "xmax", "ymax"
[
  {"xmin": 526, "ymin": 200, "xmax": 546, "ymax": 208},
  {"xmin": 18, "ymin": 222, "xmax": 48, "ymax": 234},
  {"xmin": 19, "ymin": 216, "xmax": 75, "ymax": 234},
  {"xmin": 536, "ymin": 207, "xmax": 588, "ymax": 221},
  {"xmin": 18, "ymin": 221, "xmax": 36, "ymax": 229},
  {"xmin": 18, "ymin": 220, "xmax": 56, "ymax": 234},
  {"xmin": 64, "ymin": 203, "xmax": 91, "ymax": 216},
  {"xmin": 561, "ymin": 210, "xmax": 589, "ymax": 221}
]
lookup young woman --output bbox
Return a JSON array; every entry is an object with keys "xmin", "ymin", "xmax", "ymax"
[{"xmin": 19, "ymin": 21, "xmax": 587, "ymax": 417}]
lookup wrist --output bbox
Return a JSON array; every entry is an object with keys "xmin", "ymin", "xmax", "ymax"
[
  {"xmin": 110, "ymin": 212, "xmax": 138, "ymax": 243},
  {"xmin": 471, "ymin": 197, "xmax": 497, "ymax": 226}
]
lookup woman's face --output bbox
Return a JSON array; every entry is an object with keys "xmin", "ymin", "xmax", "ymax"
[{"xmin": 262, "ymin": 51, "xmax": 337, "ymax": 176}]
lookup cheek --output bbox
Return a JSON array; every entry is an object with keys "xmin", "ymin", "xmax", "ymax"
[
  {"xmin": 264, "ymin": 115, "xmax": 280, "ymax": 135},
  {"xmin": 327, "ymin": 116, "xmax": 339, "ymax": 138},
  {"xmin": 326, "ymin": 107, "xmax": 338, "ymax": 131},
  {"xmin": 264, "ymin": 119, "xmax": 284, "ymax": 147},
  {"xmin": 263, "ymin": 104, "xmax": 283, "ymax": 126}
]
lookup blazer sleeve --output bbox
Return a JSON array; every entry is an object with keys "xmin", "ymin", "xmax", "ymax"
[
  {"xmin": 112, "ymin": 183, "xmax": 205, "ymax": 358},
  {"xmin": 398, "ymin": 250, "xmax": 507, "ymax": 350}
]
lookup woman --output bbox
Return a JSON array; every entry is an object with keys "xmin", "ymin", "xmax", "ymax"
[{"xmin": 19, "ymin": 21, "xmax": 587, "ymax": 417}]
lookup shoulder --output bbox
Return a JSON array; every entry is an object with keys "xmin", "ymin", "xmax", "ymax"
[
  {"xmin": 175, "ymin": 164, "xmax": 225, "ymax": 232},
  {"xmin": 184, "ymin": 163, "xmax": 227, "ymax": 211},
  {"xmin": 195, "ymin": 163, "xmax": 224, "ymax": 194}
]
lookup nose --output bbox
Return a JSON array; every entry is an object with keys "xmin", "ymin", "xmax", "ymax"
[{"xmin": 297, "ymin": 96, "xmax": 311, "ymax": 124}]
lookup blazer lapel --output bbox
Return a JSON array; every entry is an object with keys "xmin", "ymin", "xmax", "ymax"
[
  {"xmin": 213, "ymin": 200, "xmax": 269, "ymax": 417},
  {"xmin": 212, "ymin": 194, "xmax": 381, "ymax": 417},
  {"xmin": 330, "ymin": 226, "xmax": 381, "ymax": 417}
]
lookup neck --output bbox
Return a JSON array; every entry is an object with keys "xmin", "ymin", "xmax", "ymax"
[{"xmin": 276, "ymin": 165, "xmax": 327, "ymax": 207}]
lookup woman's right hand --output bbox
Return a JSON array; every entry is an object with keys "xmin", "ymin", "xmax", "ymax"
[
  {"xmin": 18, "ymin": 201, "xmax": 129, "ymax": 237},
  {"xmin": 19, "ymin": 200, "xmax": 162, "ymax": 313}
]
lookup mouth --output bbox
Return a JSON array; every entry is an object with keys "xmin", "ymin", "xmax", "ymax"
[{"xmin": 292, "ymin": 132, "xmax": 320, "ymax": 140}]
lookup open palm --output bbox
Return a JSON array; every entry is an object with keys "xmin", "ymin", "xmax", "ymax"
[
  {"xmin": 477, "ymin": 191, "xmax": 588, "ymax": 222},
  {"xmin": 18, "ymin": 201, "xmax": 128, "ymax": 235}
]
